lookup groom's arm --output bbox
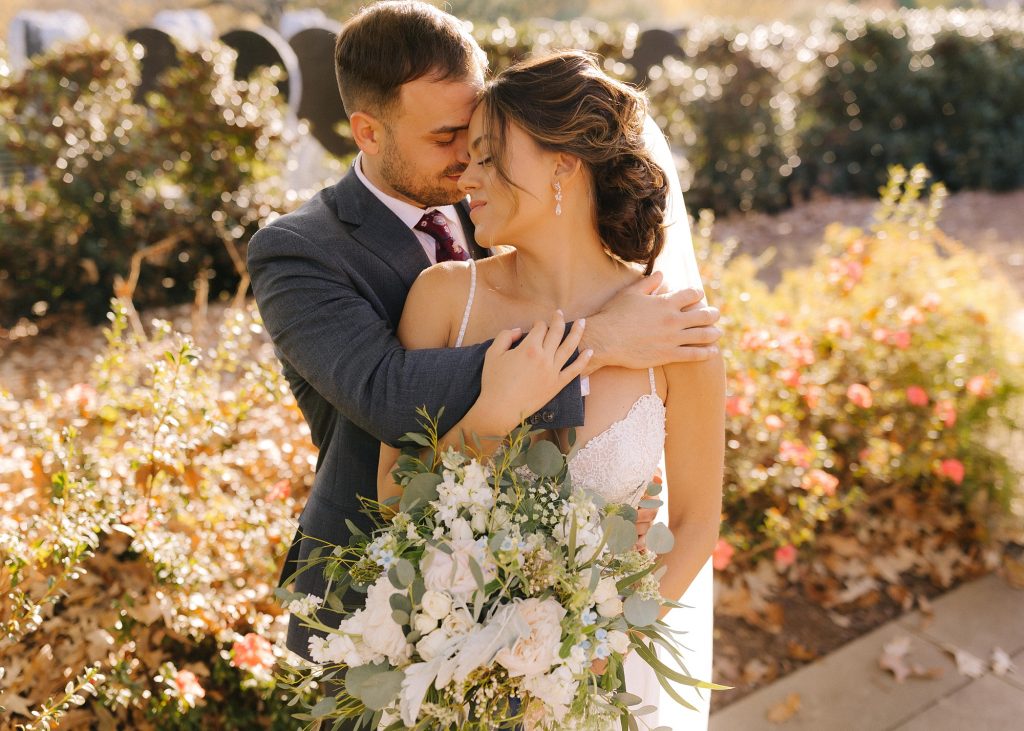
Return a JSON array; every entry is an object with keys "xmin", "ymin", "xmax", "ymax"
[{"xmin": 248, "ymin": 224, "xmax": 583, "ymax": 447}]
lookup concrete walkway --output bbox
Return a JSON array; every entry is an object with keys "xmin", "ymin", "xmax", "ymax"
[{"xmin": 709, "ymin": 574, "xmax": 1024, "ymax": 731}]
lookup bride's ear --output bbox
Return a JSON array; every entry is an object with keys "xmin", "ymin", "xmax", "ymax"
[{"xmin": 552, "ymin": 152, "xmax": 584, "ymax": 187}]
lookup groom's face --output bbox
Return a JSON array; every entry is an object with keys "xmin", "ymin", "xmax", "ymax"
[{"xmin": 377, "ymin": 73, "xmax": 483, "ymax": 208}]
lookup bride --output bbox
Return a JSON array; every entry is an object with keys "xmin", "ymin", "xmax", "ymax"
[{"xmin": 379, "ymin": 50, "xmax": 724, "ymax": 729}]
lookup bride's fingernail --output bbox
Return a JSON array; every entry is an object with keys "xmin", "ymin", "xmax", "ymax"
[{"xmin": 579, "ymin": 318, "xmax": 586, "ymax": 328}]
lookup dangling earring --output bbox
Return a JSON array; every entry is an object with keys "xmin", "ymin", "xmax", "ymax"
[{"xmin": 554, "ymin": 181, "xmax": 563, "ymax": 217}]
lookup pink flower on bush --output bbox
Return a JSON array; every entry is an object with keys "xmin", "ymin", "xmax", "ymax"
[
  {"xmin": 779, "ymin": 440, "xmax": 812, "ymax": 469},
  {"xmin": 939, "ymin": 458, "xmax": 965, "ymax": 485},
  {"xmin": 725, "ymin": 395, "xmax": 751, "ymax": 417},
  {"xmin": 173, "ymin": 669, "xmax": 205, "ymax": 703},
  {"xmin": 934, "ymin": 399, "xmax": 957, "ymax": 428},
  {"xmin": 774, "ymin": 312, "xmax": 792, "ymax": 327},
  {"xmin": 231, "ymin": 633, "xmax": 275, "ymax": 673},
  {"xmin": 774, "ymin": 544, "xmax": 797, "ymax": 568},
  {"xmin": 906, "ymin": 386, "xmax": 929, "ymax": 407},
  {"xmin": 900, "ymin": 306, "xmax": 924, "ymax": 326},
  {"xmin": 740, "ymin": 329, "xmax": 772, "ymax": 351},
  {"xmin": 872, "ymin": 327, "xmax": 889, "ymax": 343},
  {"xmin": 966, "ymin": 374, "xmax": 993, "ymax": 398},
  {"xmin": 712, "ymin": 539, "xmax": 735, "ymax": 570},
  {"xmin": 803, "ymin": 469, "xmax": 839, "ymax": 497},
  {"xmin": 804, "ymin": 384, "xmax": 823, "ymax": 410},
  {"xmin": 826, "ymin": 317, "xmax": 853, "ymax": 339},
  {"xmin": 63, "ymin": 383, "xmax": 98, "ymax": 414},
  {"xmin": 267, "ymin": 479, "xmax": 291, "ymax": 501},
  {"xmin": 777, "ymin": 368, "xmax": 802, "ymax": 388},
  {"xmin": 920, "ymin": 292, "xmax": 942, "ymax": 311},
  {"xmin": 765, "ymin": 415, "xmax": 784, "ymax": 431},
  {"xmin": 888, "ymin": 330, "xmax": 911, "ymax": 350},
  {"xmin": 847, "ymin": 383, "xmax": 873, "ymax": 409}
]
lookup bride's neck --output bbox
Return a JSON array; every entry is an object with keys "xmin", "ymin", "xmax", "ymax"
[{"xmin": 506, "ymin": 225, "xmax": 633, "ymax": 316}]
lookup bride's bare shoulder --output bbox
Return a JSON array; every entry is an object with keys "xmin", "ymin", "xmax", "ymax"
[{"xmin": 400, "ymin": 261, "xmax": 473, "ymax": 348}]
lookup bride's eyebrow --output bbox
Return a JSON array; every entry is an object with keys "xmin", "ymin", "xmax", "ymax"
[{"xmin": 470, "ymin": 135, "xmax": 490, "ymax": 152}]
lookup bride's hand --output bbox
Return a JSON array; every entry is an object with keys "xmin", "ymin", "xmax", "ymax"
[{"xmin": 477, "ymin": 310, "xmax": 592, "ymax": 433}]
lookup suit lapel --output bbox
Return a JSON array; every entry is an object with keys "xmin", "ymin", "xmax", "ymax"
[{"xmin": 332, "ymin": 169, "xmax": 430, "ymax": 288}]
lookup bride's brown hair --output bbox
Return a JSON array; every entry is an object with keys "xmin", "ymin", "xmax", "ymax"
[{"xmin": 480, "ymin": 50, "xmax": 668, "ymax": 274}]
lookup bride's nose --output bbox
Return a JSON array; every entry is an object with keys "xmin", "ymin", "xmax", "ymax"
[{"xmin": 457, "ymin": 165, "xmax": 478, "ymax": 195}]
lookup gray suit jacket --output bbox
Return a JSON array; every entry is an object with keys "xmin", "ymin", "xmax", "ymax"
[{"xmin": 247, "ymin": 168, "xmax": 584, "ymax": 659}]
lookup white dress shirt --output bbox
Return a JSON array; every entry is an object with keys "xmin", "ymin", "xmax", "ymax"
[{"xmin": 353, "ymin": 153, "xmax": 468, "ymax": 265}]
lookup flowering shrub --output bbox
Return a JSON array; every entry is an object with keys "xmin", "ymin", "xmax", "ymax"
[
  {"xmin": 0, "ymin": 302, "xmax": 318, "ymax": 729},
  {"xmin": 704, "ymin": 165, "xmax": 1022, "ymax": 619}
]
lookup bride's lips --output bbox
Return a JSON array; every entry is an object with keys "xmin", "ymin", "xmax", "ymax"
[{"xmin": 468, "ymin": 201, "xmax": 486, "ymax": 218}]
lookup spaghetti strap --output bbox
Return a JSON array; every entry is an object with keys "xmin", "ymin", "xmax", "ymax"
[
  {"xmin": 648, "ymin": 367, "xmax": 657, "ymax": 396},
  {"xmin": 454, "ymin": 259, "xmax": 477, "ymax": 348}
]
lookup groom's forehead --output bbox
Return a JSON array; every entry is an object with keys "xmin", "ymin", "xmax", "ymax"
[{"xmin": 396, "ymin": 74, "xmax": 482, "ymax": 125}]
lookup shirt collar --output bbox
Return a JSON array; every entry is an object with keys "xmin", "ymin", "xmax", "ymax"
[{"xmin": 354, "ymin": 152, "xmax": 462, "ymax": 232}]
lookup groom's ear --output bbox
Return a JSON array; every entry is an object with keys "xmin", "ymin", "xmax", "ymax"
[{"xmin": 350, "ymin": 111, "xmax": 384, "ymax": 156}]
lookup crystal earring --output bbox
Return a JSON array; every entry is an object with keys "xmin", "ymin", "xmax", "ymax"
[{"xmin": 554, "ymin": 181, "xmax": 563, "ymax": 217}]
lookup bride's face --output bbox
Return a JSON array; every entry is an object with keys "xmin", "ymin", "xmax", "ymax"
[{"xmin": 458, "ymin": 105, "xmax": 558, "ymax": 248}]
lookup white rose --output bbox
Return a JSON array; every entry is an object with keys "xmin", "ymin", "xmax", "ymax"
[
  {"xmin": 361, "ymin": 577, "xmax": 413, "ymax": 666},
  {"xmin": 463, "ymin": 460, "xmax": 488, "ymax": 492},
  {"xmin": 470, "ymin": 510, "xmax": 488, "ymax": 534},
  {"xmin": 442, "ymin": 606, "xmax": 475, "ymax": 637},
  {"xmin": 495, "ymin": 598, "xmax": 567, "ymax": 677},
  {"xmin": 421, "ymin": 535, "xmax": 496, "ymax": 600},
  {"xmin": 421, "ymin": 590, "xmax": 452, "ymax": 621},
  {"xmin": 597, "ymin": 596, "xmax": 623, "ymax": 618},
  {"xmin": 416, "ymin": 628, "xmax": 451, "ymax": 661},
  {"xmin": 592, "ymin": 577, "xmax": 618, "ymax": 605},
  {"xmin": 607, "ymin": 630, "xmax": 630, "ymax": 655},
  {"xmin": 413, "ymin": 612, "xmax": 438, "ymax": 634},
  {"xmin": 521, "ymin": 665, "xmax": 577, "ymax": 723}
]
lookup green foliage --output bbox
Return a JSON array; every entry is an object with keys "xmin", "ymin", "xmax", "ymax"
[{"xmin": 0, "ymin": 35, "xmax": 296, "ymax": 326}]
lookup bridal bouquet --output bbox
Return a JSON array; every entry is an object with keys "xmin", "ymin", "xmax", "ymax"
[{"xmin": 278, "ymin": 413, "xmax": 719, "ymax": 730}]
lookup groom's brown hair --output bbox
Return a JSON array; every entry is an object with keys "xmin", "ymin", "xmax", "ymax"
[{"xmin": 334, "ymin": 1, "xmax": 486, "ymax": 118}]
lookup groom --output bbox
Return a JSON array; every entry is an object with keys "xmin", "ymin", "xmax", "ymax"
[{"xmin": 247, "ymin": 0, "xmax": 721, "ymax": 668}]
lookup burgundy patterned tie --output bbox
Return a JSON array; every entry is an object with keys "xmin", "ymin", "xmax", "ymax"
[{"xmin": 414, "ymin": 210, "xmax": 469, "ymax": 263}]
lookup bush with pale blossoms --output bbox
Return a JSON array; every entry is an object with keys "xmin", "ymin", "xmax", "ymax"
[
  {"xmin": 0, "ymin": 301, "xmax": 318, "ymax": 729},
  {"xmin": 702, "ymin": 165, "xmax": 1023, "ymax": 591}
]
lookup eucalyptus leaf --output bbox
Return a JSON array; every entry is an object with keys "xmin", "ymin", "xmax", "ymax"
[
  {"xmin": 623, "ymin": 595, "xmax": 660, "ymax": 627},
  {"xmin": 361, "ymin": 670, "xmax": 406, "ymax": 711},
  {"xmin": 391, "ymin": 609, "xmax": 410, "ymax": 626},
  {"xmin": 645, "ymin": 523, "xmax": 675, "ymax": 554},
  {"xmin": 638, "ymin": 498, "xmax": 663, "ymax": 510},
  {"xmin": 389, "ymin": 593, "xmax": 412, "ymax": 614},
  {"xmin": 395, "ymin": 558, "xmax": 415, "ymax": 588},
  {"xmin": 526, "ymin": 440, "xmax": 563, "ymax": 477},
  {"xmin": 309, "ymin": 696, "xmax": 336, "ymax": 719},
  {"xmin": 645, "ymin": 481, "xmax": 662, "ymax": 496},
  {"xmin": 399, "ymin": 472, "xmax": 442, "ymax": 513},
  {"xmin": 613, "ymin": 691, "xmax": 643, "ymax": 706},
  {"xmin": 602, "ymin": 514, "xmax": 637, "ymax": 555}
]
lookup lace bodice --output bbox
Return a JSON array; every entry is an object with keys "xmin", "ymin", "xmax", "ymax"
[{"xmin": 456, "ymin": 260, "xmax": 667, "ymax": 506}]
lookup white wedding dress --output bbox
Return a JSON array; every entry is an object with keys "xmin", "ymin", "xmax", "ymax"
[{"xmin": 455, "ymin": 259, "xmax": 713, "ymax": 730}]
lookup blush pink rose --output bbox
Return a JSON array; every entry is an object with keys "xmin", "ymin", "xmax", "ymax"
[
  {"xmin": 174, "ymin": 669, "xmax": 205, "ymax": 701},
  {"xmin": 495, "ymin": 598, "xmax": 566, "ymax": 677},
  {"xmin": 847, "ymin": 383, "xmax": 873, "ymax": 409},
  {"xmin": 712, "ymin": 539, "xmax": 735, "ymax": 571},
  {"xmin": 934, "ymin": 399, "xmax": 957, "ymax": 428},
  {"xmin": 906, "ymin": 386, "xmax": 929, "ymax": 407},
  {"xmin": 966, "ymin": 375, "xmax": 993, "ymax": 398},
  {"xmin": 231, "ymin": 633, "xmax": 274, "ymax": 673},
  {"xmin": 939, "ymin": 458, "xmax": 965, "ymax": 485},
  {"xmin": 774, "ymin": 544, "xmax": 797, "ymax": 568}
]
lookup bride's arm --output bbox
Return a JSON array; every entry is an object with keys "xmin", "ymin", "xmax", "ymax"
[
  {"xmin": 377, "ymin": 263, "xmax": 590, "ymax": 506},
  {"xmin": 657, "ymin": 352, "xmax": 726, "ymax": 619}
]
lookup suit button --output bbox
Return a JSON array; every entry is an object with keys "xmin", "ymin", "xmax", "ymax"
[
  {"xmin": 542, "ymin": 411, "xmax": 554, "ymax": 423},
  {"xmin": 528, "ymin": 414, "xmax": 541, "ymax": 425}
]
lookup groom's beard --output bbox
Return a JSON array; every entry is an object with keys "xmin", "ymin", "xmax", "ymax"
[{"xmin": 380, "ymin": 144, "xmax": 466, "ymax": 208}]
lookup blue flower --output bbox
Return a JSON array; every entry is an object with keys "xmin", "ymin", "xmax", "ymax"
[
  {"xmin": 581, "ymin": 609, "xmax": 597, "ymax": 626},
  {"xmin": 595, "ymin": 628, "xmax": 608, "ymax": 640},
  {"xmin": 594, "ymin": 643, "xmax": 611, "ymax": 659}
]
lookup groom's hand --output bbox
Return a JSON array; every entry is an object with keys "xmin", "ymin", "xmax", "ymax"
[{"xmin": 581, "ymin": 271, "xmax": 721, "ymax": 372}]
